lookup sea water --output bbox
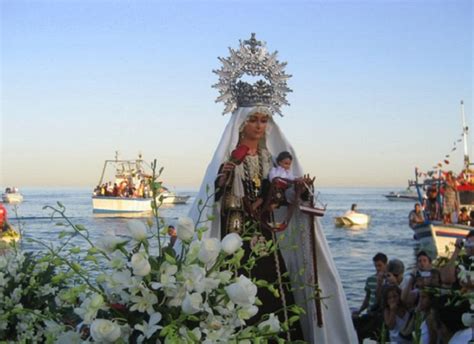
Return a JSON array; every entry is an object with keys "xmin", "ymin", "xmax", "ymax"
[{"xmin": 2, "ymin": 187, "xmax": 418, "ymax": 309}]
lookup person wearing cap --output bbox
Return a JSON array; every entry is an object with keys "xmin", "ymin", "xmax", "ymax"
[{"xmin": 375, "ymin": 259, "xmax": 407, "ymax": 309}]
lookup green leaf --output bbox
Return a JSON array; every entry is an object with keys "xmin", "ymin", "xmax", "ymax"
[
  {"xmin": 288, "ymin": 315, "xmax": 300, "ymax": 325},
  {"xmin": 87, "ymin": 247, "xmax": 99, "ymax": 255},
  {"xmin": 85, "ymin": 255, "xmax": 98, "ymax": 264},
  {"xmin": 75, "ymin": 224, "xmax": 86, "ymax": 231},
  {"xmin": 164, "ymin": 253, "xmax": 176, "ymax": 265},
  {"xmin": 69, "ymin": 247, "xmax": 81, "ymax": 254}
]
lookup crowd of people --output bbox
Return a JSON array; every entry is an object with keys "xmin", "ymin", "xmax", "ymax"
[
  {"xmin": 408, "ymin": 171, "xmax": 474, "ymax": 228},
  {"xmin": 93, "ymin": 179, "xmax": 152, "ymax": 198},
  {"xmin": 352, "ymin": 239, "xmax": 474, "ymax": 343}
]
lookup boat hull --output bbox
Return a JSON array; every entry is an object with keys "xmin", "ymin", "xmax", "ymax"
[
  {"xmin": 384, "ymin": 194, "xmax": 418, "ymax": 202},
  {"xmin": 160, "ymin": 193, "xmax": 190, "ymax": 205},
  {"xmin": 92, "ymin": 197, "xmax": 153, "ymax": 213},
  {"xmin": 2, "ymin": 193, "xmax": 24, "ymax": 204},
  {"xmin": 334, "ymin": 213, "xmax": 370, "ymax": 227},
  {"xmin": 92, "ymin": 194, "xmax": 191, "ymax": 213},
  {"xmin": 413, "ymin": 222, "xmax": 471, "ymax": 257}
]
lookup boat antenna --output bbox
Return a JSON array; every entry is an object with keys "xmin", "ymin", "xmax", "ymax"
[{"xmin": 461, "ymin": 100, "xmax": 470, "ymax": 169}]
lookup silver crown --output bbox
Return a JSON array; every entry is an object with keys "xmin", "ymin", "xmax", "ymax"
[{"xmin": 213, "ymin": 33, "xmax": 292, "ymax": 116}]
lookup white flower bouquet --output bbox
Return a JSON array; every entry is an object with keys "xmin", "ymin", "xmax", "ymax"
[{"xmin": 0, "ymin": 162, "xmax": 295, "ymax": 343}]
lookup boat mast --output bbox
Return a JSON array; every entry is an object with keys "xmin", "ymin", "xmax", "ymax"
[{"xmin": 461, "ymin": 100, "xmax": 470, "ymax": 170}]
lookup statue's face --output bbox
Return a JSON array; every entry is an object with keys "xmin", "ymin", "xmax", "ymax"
[{"xmin": 242, "ymin": 113, "xmax": 269, "ymax": 141}]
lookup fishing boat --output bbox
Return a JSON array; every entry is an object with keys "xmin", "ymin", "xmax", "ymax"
[
  {"xmin": 384, "ymin": 187, "xmax": 419, "ymax": 202},
  {"xmin": 92, "ymin": 153, "xmax": 190, "ymax": 213},
  {"xmin": 2, "ymin": 187, "xmax": 24, "ymax": 204},
  {"xmin": 412, "ymin": 101, "xmax": 474, "ymax": 257}
]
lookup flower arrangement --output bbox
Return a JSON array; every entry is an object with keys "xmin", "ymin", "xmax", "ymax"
[{"xmin": 0, "ymin": 161, "xmax": 298, "ymax": 343}]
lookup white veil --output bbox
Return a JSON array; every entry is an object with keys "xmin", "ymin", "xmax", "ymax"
[{"xmin": 188, "ymin": 106, "xmax": 357, "ymax": 343}]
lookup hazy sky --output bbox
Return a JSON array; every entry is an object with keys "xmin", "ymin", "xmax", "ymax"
[{"xmin": 1, "ymin": 0, "xmax": 472, "ymax": 189}]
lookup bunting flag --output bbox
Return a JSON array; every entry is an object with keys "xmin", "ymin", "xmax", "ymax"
[{"xmin": 417, "ymin": 131, "xmax": 464, "ymax": 177}]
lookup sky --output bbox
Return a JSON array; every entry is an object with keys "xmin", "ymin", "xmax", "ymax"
[{"xmin": 1, "ymin": 0, "xmax": 472, "ymax": 189}]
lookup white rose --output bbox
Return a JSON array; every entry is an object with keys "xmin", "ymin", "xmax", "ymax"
[
  {"xmin": 97, "ymin": 234, "xmax": 128, "ymax": 253},
  {"xmin": 131, "ymin": 252, "xmax": 151, "ymax": 276},
  {"xmin": 221, "ymin": 233, "xmax": 243, "ymax": 255},
  {"xmin": 237, "ymin": 305, "xmax": 259, "ymax": 320},
  {"xmin": 182, "ymin": 292, "xmax": 203, "ymax": 314},
  {"xmin": 177, "ymin": 217, "xmax": 195, "ymax": 242},
  {"xmin": 258, "ymin": 313, "xmax": 281, "ymax": 333},
  {"xmin": 198, "ymin": 238, "xmax": 221, "ymax": 266},
  {"xmin": 185, "ymin": 240, "xmax": 201, "ymax": 263},
  {"xmin": 225, "ymin": 275, "xmax": 257, "ymax": 306},
  {"xmin": 127, "ymin": 220, "xmax": 148, "ymax": 241},
  {"xmin": 90, "ymin": 319, "xmax": 121, "ymax": 342}
]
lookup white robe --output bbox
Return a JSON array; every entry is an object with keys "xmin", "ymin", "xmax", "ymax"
[{"xmin": 188, "ymin": 106, "xmax": 358, "ymax": 343}]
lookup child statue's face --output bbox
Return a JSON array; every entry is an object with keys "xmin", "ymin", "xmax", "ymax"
[{"xmin": 278, "ymin": 158, "xmax": 292, "ymax": 170}]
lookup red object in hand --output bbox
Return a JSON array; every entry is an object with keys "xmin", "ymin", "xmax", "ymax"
[{"xmin": 230, "ymin": 145, "xmax": 250, "ymax": 165}]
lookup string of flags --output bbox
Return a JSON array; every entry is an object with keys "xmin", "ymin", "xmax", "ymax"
[{"xmin": 416, "ymin": 132, "xmax": 463, "ymax": 178}]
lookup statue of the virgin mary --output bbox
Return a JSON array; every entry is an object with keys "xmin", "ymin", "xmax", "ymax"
[{"xmin": 188, "ymin": 34, "xmax": 357, "ymax": 343}]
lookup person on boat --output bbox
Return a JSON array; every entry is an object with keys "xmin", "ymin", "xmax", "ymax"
[
  {"xmin": 457, "ymin": 206, "xmax": 470, "ymax": 225},
  {"xmin": 187, "ymin": 34, "xmax": 357, "ymax": 343},
  {"xmin": 352, "ymin": 252, "xmax": 388, "ymax": 342},
  {"xmin": 408, "ymin": 203, "xmax": 425, "ymax": 229},
  {"xmin": 423, "ymin": 186, "xmax": 441, "ymax": 221},
  {"xmin": 469, "ymin": 210, "xmax": 474, "ymax": 227},
  {"xmin": 442, "ymin": 171, "xmax": 459, "ymax": 224},
  {"xmin": 345, "ymin": 203, "xmax": 358, "ymax": 216}
]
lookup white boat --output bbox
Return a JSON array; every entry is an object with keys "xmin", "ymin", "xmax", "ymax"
[
  {"xmin": 2, "ymin": 187, "xmax": 24, "ymax": 204},
  {"xmin": 334, "ymin": 212, "xmax": 370, "ymax": 227},
  {"xmin": 92, "ymin": 153, "xmax": 190, "ymax": 213},
  {"xmin": 412, "ymin": 222, "xmax": 471, "ymax": 258},
  {"xmin": 384, "ymin": 188, "xmax": 419, "ymax": 202}
]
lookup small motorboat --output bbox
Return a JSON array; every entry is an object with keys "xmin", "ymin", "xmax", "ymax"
[
  {"xmin": 383, "ymin": 188, "xmax": 419, "ymax": 202},
  {"xmin": 334, "ymin": 212, "xmax": 370, "ymax": 227},
  {"xmin": 2, "ymin": 187, "xmax": 24, "ymax": 204}
]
